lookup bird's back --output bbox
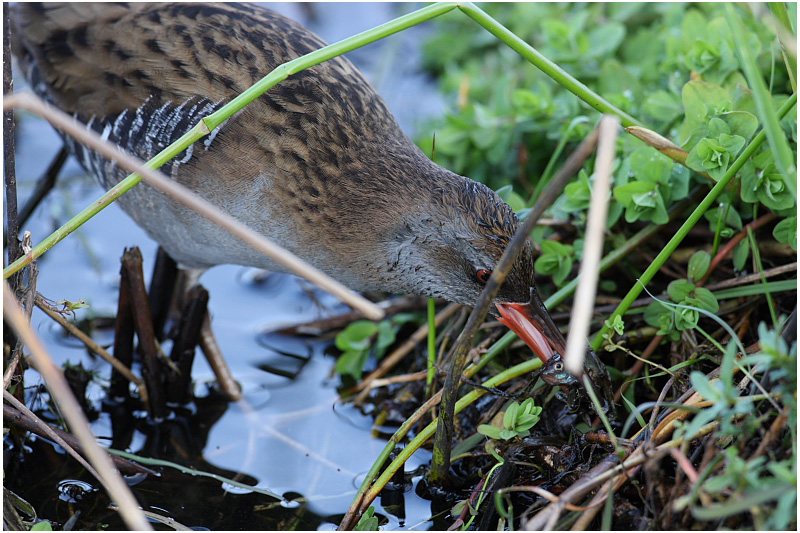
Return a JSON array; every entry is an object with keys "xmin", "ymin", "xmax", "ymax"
[{"xmin": 11, "ymin": 2, "xmax": 430, "ymax": 274}]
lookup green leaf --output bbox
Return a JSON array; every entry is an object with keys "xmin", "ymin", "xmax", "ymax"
[
  {"xmin": 690, "ymin": 371, "xmax": 723, "ymax": 402},
  {"xmin": 534, "ymin": 240, "xmax": 574, "ymax": 285},
  {"xmin": 675, "ymin": 304, "xmax": 700, "ymax": 330},
  {"xmin": 587, "ymin": 22, "xmax": 626, "ymax": 58},
  {"xmin": 374, "ymin": 320, "xmax": 397, "ymax": 359},
  {"xmin": 630, "ymin": 147, "xmax": 673, "ymax": 184},
  {"xmin": 642, "ymin": 90, "xmax": 683, "ymax": 123},
  {"xmin": 667, "ymin": 279, "xmax": 695, "ymax": 302},
  {"xmin": 355, "ymin": 506, "xmax": 380, "ymax": 531},
  {"xmin": 335, "ymin": 349, "xmax": 369, "ymax": 381},
  {"xmin": 604, "ymin": 315, "xmax": 625, "ymax": 335},
  {"xmin": 31, "ymin": 522, "xmax": 53, "ymax": 532},
  {"xmin": 335, "ymin": 321, "xmax": 378, "ymax": 352},
  {"xmin": 614, "ymin": 181, "xmax": 662, "ymax": 222},
  {"xmin": 681, "ymin": 81, "xmax": 733, "ymax": 144},
  {"xmin": 741, "ymin": 161, "xmax": 797, "ymax": 210},
  {"xmin": 686, "ymin": 134, "xmax": 745, "ymax": 181},
  {"xmin": 718, "ymin": 111, "xmax": 759, "ymax": 140},
  {"xmin": 512, "ymin": 89, "xmax": 547, "ymax": 117},
  {"xmin": 563, "ymin": 169, "xmax": 593, "ymax": 211},
  {"xmin": 477, "ymin": 424, "xmax": 504, "ymax": 441},
  {"xmin": 691, "ymin": 288, "xmax": 719, "ymax": 313},
  {"xmin": 733, "ymin": 239, "xmax": 749, "ymax": 271},
  {"xmin": 687, "ymin": 251, "xmax": 711, "ymax": 281},
  {"xmin": 708, "ymin": 117, "xmax": 731, "ymax": 138},
  {"xmin": 773, "ymin": 216, "xmax": 797, "ymax": 250},
  {"xmin": 705, "ymin": 204, "xmax": 743, "ymax": 233},
  {"xmin": 503, "ymin": 402, "xmax": 519, "ymax": 429},
  {"xmin": 499, "ymin": 428, "xmax": 518, "ymax": 441},
  {"xmin": 644, "ymin": 301, "xmax": 675, "ymax": 337}
]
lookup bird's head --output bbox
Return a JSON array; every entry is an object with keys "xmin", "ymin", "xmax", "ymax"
[{"xmin": 373, "ymin": 165, "xmax": 614, "ymax": 419}]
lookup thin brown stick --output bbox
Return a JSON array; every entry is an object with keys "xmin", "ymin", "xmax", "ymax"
[
  {"xmin": 3, "ymin": 1, "xmax": 20, "ymax": 265},
  {"xmin": 122, "ymin": 248, "xmax": 167, "ymax": 418},
  {"xmin": 564, "ymin": 115, "xmax": 619, "ymax": 375},
  {"xmin": 7, "ymin": 233, "xmax": 38, "ymax": 406},
  {"xmin": 272, "ymin": 296, "xmax": 433, "ymax": 336},
  {"xmin": 750, "ymin": 407, "xmax": 788, "ymax": 461},
  {"xmin": 364, "ymin": 370, "xmax": 431, "ymax": 389},
  {"xmin": 199, "ymin": 314, "xmax": 242, "ymax": 401},
  {"xmin": 34, "ymin": 295, "xmax": 145, "ymax": 390},
  {"xmin": 3, "ymin": 391, "xmax": 100, "ymax": 479},
  {"xmin": 3, "ymin": 282, "xmax": 152, "ymax": 531},
  {"xmin": 704, "ymin": 261, "xmax": 797, "ymax": 291},
  {"xmin": 3, "ymin": 402, "xmax": 156, "ymax": 476}
]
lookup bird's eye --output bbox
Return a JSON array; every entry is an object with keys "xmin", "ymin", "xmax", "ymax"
[
  {"xmin": 554, "ymin": 362, "xmax": 563, "ymax": 371},
  {"xmin": 476, "ymin": 269, "xmax": 492, "ymax": 283}
]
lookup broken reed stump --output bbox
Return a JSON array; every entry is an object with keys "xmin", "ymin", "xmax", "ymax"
[
  {"xmin": 121, "ymin": 247, "xmax": 167, "ymax": 420},
  {"xmin": 110, "ymin": 255, "xmax": 136, "ymax": 402},
  {"xmin": 148, "ymin": 247, "xmax": 178, "ymax": 343},
  {"xmin": 110, "ymin": 246, "xmax": 211, "ymax": 415},
  {"xmin": 167, "ymin": 285, "xmax": 209, "ymax": 405}
]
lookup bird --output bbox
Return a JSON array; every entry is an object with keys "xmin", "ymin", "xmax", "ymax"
[{"xmin": 11, "ymin": 2, "xmax": 613, "ymax": 412}]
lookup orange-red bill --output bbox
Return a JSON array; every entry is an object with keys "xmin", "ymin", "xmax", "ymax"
[{"xmin": 496, "ymin": 294, "xmax": 568, "ymax": 365}]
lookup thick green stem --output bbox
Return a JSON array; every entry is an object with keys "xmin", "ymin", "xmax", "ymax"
[{"xmin": 426, "ymin": 298, "xmax": 437, "ymax": 391}]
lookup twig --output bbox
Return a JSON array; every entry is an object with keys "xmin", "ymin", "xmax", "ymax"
[
  {"xmin": 121, "ymin": 248, "xmax": 167, "ymax": 418},
  {"xmin": 3, "ymin": 391, "xmax": 100, "ymax": 479},
  {"xmin": 3, "ymin": 282, "xmax": 152, "ymax": 531},
  {"xmin": 34, "ymin": 295, "xmax": 145, "ymax": 390},
  {"xmin": 704, "ymin": 262, "xmax": 797, "ymax": 291},
  {"xmin": 15, "ymin": 146, "xmax": 69, "ymax": 231},
  {"xmin": 564, "ymin": 115, "xmax": 619, "ymax": 375},
  {"xmin": 3, "ymin": 1, "xmax": 20, "ymax": 265},
  {"xmin": 167, "ymin": 285, "xmax": 208, "ymax": 404},
  {"xmin": 271, "ymin": 296, "xmax": 433, "ymax": 336},
  {"xmin": 199, "ymin": 314, "xmax": 242, "ymax": 401},
  {"xmin": 2, "ymin": 400, "xmax": 156, "ymax": 476}
]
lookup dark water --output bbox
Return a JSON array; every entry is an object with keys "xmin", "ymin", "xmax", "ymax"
[{"xmin": 5, "ymin": 3, "xmax": 445, "ymax": 529}]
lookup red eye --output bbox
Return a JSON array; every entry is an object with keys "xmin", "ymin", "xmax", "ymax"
[{"xmin": 476, "ymin": 269, "xmax": 492, "ymax": 283}]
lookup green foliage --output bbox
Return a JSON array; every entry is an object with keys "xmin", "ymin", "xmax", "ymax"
[
  {"xmin": 334, "ymin": 314, "xmax": 418, "ymax": 380},
  {"xmin": 605, "ymin": 315, "xmax": 625, "ymax": 336},
  {"xmin": 687, "ymin": 250, "xmax": 711, "ymax": 281},
  {"xmin": 417, "ymin": 3, "xmax": 795, "ymax": 256},
  {"xmin": 354, "ymin": 506, "xmax": 379, "ymax": 531},
  {"xmin": 643, "ymin": 251, "xmax": 720, "ymax": 340},
  {"xmin": 773, "ymin": 215, "xmax": 797, "ymax": 250},
  {"xmin": 533, "ymin": 240, "xmax": 574, "ymax": 287},
  {"xmin": 416, "ymin": 3, "xmax": 796, "ymax": 529},
  {"xmin": 673, "ymin": 323, "xmax": 797, "ymax": 529},
  {"xmin": 477, "ymin": 398, "xmax": 543, "ymax": 441},
  {"xmin": 30, "ymin": 522, "xmax": 53, "ymax": 532}
]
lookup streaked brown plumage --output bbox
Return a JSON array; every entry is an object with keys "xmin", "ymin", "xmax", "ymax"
[{"xmin": 11, "ymin": 2, "xmax": 613, "ymax": 411}]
